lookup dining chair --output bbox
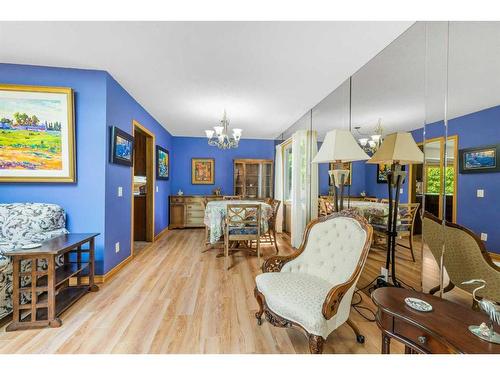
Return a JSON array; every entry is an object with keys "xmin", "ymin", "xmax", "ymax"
[
  {"xmin": 262, "ymin": 199, "xmax": 281, "ymax": 254},
  {"xmin": 318, "ymin": 198, "xmax": 334, "ymax": 216},
  {"xmin": 254, "ymin": 211, "xmax": 373, "ymax": 353},
  {"xmin": 200, "ymin": 197, "xmax": 212, "ymax": 249},
  {"xmin": 224, "ymin": 204, "xmax": 261, "ymax": 270},
  {"xmin": 394, "ymin": 203, "xmax": 420, "ymax": 262},
  {"xmin": 223, "ymin": 195, "xmax": 242, "ymax": 200},
  {"xmin": 370, "ymin": 203, "xmax": 419, "ymax": 262},
  {"xmin": 363, "ymin": 197, "xmax": 379, "ymax": 203}
]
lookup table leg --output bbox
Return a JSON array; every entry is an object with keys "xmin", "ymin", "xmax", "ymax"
[
  {"xmin": 88, "ymin": 238, "xmax": 99, "ymax": 292},
  {"xmin": 382, "ymin": 333, "xmax": 391, "ymax": 354},
  {"xmin": 47, "ymin": 255, "xmax": 61, "ymax": 327},
  {"xmin": 76, "ymin": 245, "xmax": 82, "ymax": 286},
  {"xmin": 12, "ymin": 256, "xmax": 20, "ymax": 323}
]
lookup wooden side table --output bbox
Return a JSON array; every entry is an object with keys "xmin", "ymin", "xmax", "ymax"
[
  {"xmin": 6, "ymin": 233, "xmax": 100, "ymax": 331},
  {"xmin": 372, "ymin": 287, "xmax": 500, "ymax": 354}
]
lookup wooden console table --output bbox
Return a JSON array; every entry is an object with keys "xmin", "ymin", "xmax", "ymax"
[
  {"xmin": 6, "ymin": 233, "xmax": 99, "ymax": 331},
  {"xmin": 372, "ymin": 287, "xmax": 500, "ymax": 354}
]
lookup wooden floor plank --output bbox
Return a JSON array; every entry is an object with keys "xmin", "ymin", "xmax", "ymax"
[{"xmin": 0, "ymin": 228, "xmax": 473, "ymax": 354}]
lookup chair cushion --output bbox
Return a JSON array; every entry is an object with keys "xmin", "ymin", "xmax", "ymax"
[
  {"xmin": 281, "ymin": 217, "xmax": 367, "ymax": 286},
  {"xmin": 228, "ymin": 227, "xmax": 258, "ymax": 235},
  {"xmin": 256, "ymin": 272, "xmax": 337, "ymax": 338}
]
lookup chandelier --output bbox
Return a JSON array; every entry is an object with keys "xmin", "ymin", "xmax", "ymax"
[
  {"xmin": 205, "ymin": 110, "xmax": 242, "ymax": 150},
  {"xmin": 354, "ymin": 119, "xmax": 383, "ymax": 155}
]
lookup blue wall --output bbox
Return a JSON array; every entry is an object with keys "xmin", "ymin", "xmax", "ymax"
[
  {"xmin": 412, "ymin": 105, "xmax": 500, "ymax": 254},
  {"xmin": 171, "ymin": 137, "xmax": 275, "ymax": 196},
  {"xmin": 318, "ymin": 160, "xmax": 368, "ymax": 197},
  {"xmin": 0, "ymin": 63, "xmax": 108, "ymax": 273},
  {"xmin": 104, "ymin": 75, "xmax": 173, "ymax": 273},
  {"xmin": 0, "ymin": 64, "xmax": 173, "ymax": 274}
]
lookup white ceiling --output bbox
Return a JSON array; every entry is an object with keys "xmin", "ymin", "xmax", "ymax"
[
  {"xmin": 311, "ymin": 21, "xmax": 500, "ymax": 141},
  {"xmin": 0, "ymin": 21, "xmax": 412, "ymax": 139}
]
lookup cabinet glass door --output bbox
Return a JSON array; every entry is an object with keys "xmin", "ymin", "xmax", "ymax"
[
  {"xmin": 245, "ymin": 163, "xmax": 259, "ymax": 198},
  {"xmin": 234, "ymin": 162, "xmax": 245, "ymax": 196},
  {"xmin": 260, "ymin": 163, "xmax": 273, "ymax": 198}
]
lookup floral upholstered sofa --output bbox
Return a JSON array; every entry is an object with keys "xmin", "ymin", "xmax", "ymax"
[{"xmin": 0, "ymin": 203, "xmax": 68, "ymax": 321}]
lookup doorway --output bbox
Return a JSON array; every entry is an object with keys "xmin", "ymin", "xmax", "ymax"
[
  {"xmin": 131, "ymin": 120, "xmax": 155, "ymax": 255},
  {"xmin": 409, "ymin": 135, "xmax": 458, "ymax": 234}
]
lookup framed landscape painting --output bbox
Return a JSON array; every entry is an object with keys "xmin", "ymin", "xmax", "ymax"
[
  {"xmin": 110, "ymin": 126, "xmax": 134, "ymax": 166},
  {"xmin": 192, "ymin": 158, "xmax": 215, "ymax": 184},
  {"xmin": 156, "ymin": 145, "xmax": 169, "ymax": 180},
  {"xmin": 459, "ymin": 144, "xmax": 500, "ymax": 174},
  {"xmin": 0, "ymin": 84, "xmax": 76, "ymax": 182}
]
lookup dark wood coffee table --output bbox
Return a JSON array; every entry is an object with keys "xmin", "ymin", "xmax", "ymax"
[
  {"xmin": 372, "ymin": 287, "xmax": 500, "ymax": 354},
  {"xmin": 6, "ymin": 233, "xmax": 99, "ymax": 331}
]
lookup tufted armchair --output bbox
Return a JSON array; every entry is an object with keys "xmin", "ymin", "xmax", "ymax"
[{"xmin": 254, "ymin": 211, "xmax": 373, "ymax": 354}]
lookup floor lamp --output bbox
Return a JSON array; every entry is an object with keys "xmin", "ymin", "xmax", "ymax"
[
  {"xmin": 367, "ymin": 132, "xmax": 423, "ymax": 287},
  {"xmin": 312, "ymin": 129, "xmax": 369, "ymax": 211}
]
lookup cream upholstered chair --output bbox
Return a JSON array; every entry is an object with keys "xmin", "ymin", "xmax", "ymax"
[
  {"xmin": 254, "ymin": 211, "xmax": 373, "ymax": 354},
  {"xmin": 423, "ymin": 212, "xmax": 500, "ymax": 304}
]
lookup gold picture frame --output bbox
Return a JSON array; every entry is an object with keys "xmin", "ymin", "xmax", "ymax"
[
  {"xmin": 0, "ymin": 83, "xmax": 76, "ymax": 182},
  {"xmin": 191, "ymin": 158, "xmax": 215, "ymax": 184}
]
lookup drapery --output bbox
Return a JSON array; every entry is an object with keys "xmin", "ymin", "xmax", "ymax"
[
  {"xmin": 291, "ymin": 129, "xmax": 318, "ymax": 248},
  {"xmin": 274, "ymin": 144, "xmax": 284, "ymax": 232}
]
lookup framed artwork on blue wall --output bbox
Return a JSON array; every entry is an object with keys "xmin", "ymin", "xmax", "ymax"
[
  {"xmin": 192, "ymin": 158, "xmax": 215, "ymax": 184},
  {"xmin": 377, "ymin": 163, "xmax": 405, "ymax": 183},
  {"xmin": 0, "ymin": 83, "xmax": 76, "ymax": 182},
  {"xmin": 156, "ymin": 145, "xmax": 169, "ymax": 180},
  {"xmin": 459, "ymin": 144, "xmax": 500, "ymax": 174},
  {"xmin": 110, "ymin": 126, "xmax": 134, "ymax": 166}
]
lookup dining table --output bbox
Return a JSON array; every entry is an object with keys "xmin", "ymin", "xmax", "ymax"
[
  {"xmin": 345, "ymin": 200, "xmax": 398, "ymax": 226},
  {"xmin": 204, "ymin": 200, "xmax": 274, "ymax": 244}
]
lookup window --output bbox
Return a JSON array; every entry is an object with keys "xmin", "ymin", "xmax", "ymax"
[
  {"xmin": 283, "ymin": 141, "xmax": 293, "ymax": 201},
  {"xmin": 426, "ymin": 165, "xmax": 454, "ymax": 195}
]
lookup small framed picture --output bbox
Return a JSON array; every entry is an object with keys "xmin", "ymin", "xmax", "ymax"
[
  {"xmin": 328, "ymin": 162, "xmax": 352, "ymax": 186},
  {"xmin": 377, "ymin": 163, "xmax": 405, "ymax": 183},
  {"xmin": 156, "ymin": 145, "xmax": 169, "ymax": 180},
  {"xmin": 459, "ymin": 144, "xmax": 500, "ymax": 174},
  {"xmin": 110, "ymin": 126, "xmax": 134, "ymax": 166},
  {"xmin": 192, "ymin": 158, "xmax": 215, "ymax": 184}
]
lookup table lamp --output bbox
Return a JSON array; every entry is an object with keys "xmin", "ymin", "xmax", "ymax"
[
  {"xmin": 313, "ymin": 129, "xmax": 369, "ymax": 212},
  {"xmin": 367, "ymin": 132, "xmax": 423, "ymax": 287}
]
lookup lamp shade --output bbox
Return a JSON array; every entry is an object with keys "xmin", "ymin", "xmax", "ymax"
[
  {"xmin": 312, "ymin": 129, "xmax": 370, "ymax": 163},
  {"xmin": 367, "ymin": 132, "xmax": 424, "ymax": 165}
]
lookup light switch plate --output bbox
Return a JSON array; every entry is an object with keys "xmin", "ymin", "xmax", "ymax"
[
  {"xmin": 118, "ymin": 186, "xmax": 123, "ymax": 197},
  {"xmin": 115, "ymin": 242, "xmax": 120, "ymax": 253},
  {"xmin": 477, "ymin": 189, "xmax": 484, "ymax": 198},
  {"xmin": 481, "ymin": 233, "xmax": 488, "ymax": 241},
  {"xmin": 156, "ymin": 185, "xmax": 159, "ymax": 193},
  {"xmin": 400, "ymin": 188, "xmax": 404, "ymax": 194}
]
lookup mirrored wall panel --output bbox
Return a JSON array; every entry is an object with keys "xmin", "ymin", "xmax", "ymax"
[
  {"xmin": 433, "ymin": 21, "xmax": 500, "ymax": 303},
  {"xmin": 349, "ymin": 22, "xmax": 426, "ymax": 291}
]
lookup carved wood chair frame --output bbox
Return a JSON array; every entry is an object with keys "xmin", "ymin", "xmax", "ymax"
[{"xmin": 254, "ymin": 211, "xmax": 373, "ymax": 354}]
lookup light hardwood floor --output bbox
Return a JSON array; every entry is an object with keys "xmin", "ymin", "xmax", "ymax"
[{"xmin": 0, "ymin": 228, "xmax": 471, "ymax": 354}]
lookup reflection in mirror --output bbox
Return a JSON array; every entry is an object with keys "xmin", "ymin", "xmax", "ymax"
[
  {"xmin": 312, "ymin": 79, "xmax": 351, "ymax": 215},
  {"xmin": 349, "ymin": 22, "xmax": 426, "ymax": 292},
  {"xmin": 427, "ymin": 21, "xmax": 500, "ymax": 305},
  {"xmin": 274, "ymin": 111, "xmax": 316, "ymax": 248}
]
